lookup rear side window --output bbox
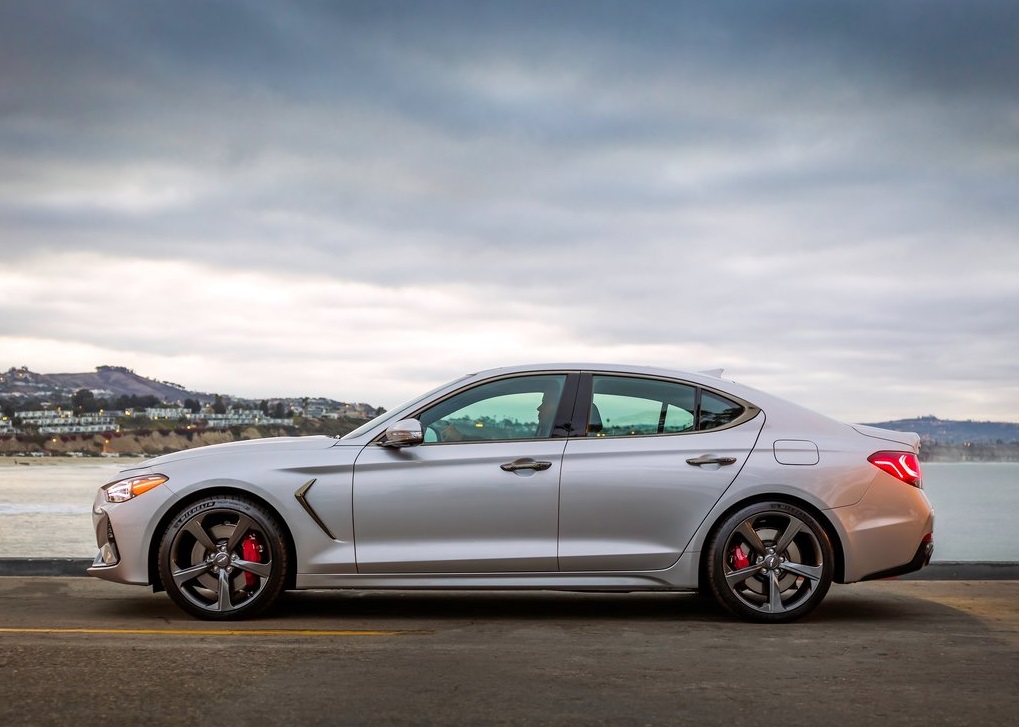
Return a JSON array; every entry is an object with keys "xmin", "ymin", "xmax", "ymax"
[
  {"xmin": 587, "ymin": 376, "xmax": 746, "ymax": 437},
  {"xmin": 699, "ymin": 390, "xmax": 745, "ymax": 430}
]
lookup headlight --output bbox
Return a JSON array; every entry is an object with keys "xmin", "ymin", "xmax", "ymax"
[{"xmin": 102, "ymin": 474, "xmax": 169, "ymax": 503}]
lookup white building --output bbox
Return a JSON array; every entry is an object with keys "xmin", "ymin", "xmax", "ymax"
[
  {"xmin": 18, "ymin": 409, "xmax": 119, "ymax": 434},
  {"xmin": 39, "ymin": 422, "xmax": 120, "ymax": 434},
  {"xmin": 202, "ymin": 410, "xmax": 293, "ymax": 430},
  {"xmin": 144, "ymin": 407, "xmax": 187, "ymax": 420}
]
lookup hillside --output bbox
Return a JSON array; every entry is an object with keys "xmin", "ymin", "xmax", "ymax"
[
  {"xmin": 1, "ymin": 365, "xmax": 213, "ymax": 403},
  {"xmin": 862, "ymin": 416, "xmax": 1019, "ymax": 446}
]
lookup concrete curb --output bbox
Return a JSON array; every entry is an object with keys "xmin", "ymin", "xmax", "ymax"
[
  {"xmin": 0, "ymin": 558, "xmax": 94, "ymax": 576},
  {"xmin": 898, "ymin": 561, "xmax": 1019, "ymax": 580},
  {"xmin": 0, "ymin": 558, "xmax": 1016, "ymax": 579}
]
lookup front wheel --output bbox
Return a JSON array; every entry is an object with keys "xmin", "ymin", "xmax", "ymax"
[
  {"xmin": 705, "ymin": 502, "xmax": 834, "ymax": 623},
  {"xmin": 157, "ymin": 495, "xmax": 289, "ymax": 620}
]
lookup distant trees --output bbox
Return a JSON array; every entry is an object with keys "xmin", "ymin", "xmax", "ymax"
[
  {"xmin": 71, "ymin": 389, "xmax": 100, "ymax": 414},
  {"xmin": 111, "ymin": 394, "xmax": 161, "ymax": 410},
  {"xmin": 212, "ymin": 395, "xmax": 227, "ymax": 415},
  {"xmin": 252, "ymin": 400, "xmax": 293, "ymax": 419},
  {"xmin": 0, "ymin": 396, "xmax": 45, "ymax": 416}
]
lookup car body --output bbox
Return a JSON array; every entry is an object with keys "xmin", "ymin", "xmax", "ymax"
[{"xmin": 89, "ymin": 363, "xmax": 934, "ymax": 622}]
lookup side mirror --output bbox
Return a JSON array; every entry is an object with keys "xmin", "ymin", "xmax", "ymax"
[{"xmin": 382, "ymin": 418, "xmax": 424, "ymax": 447}]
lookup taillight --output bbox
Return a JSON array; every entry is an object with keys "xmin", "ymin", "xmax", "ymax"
[{"xmin": 868, "ymin": 451, "xmax": 922, "ymax": 487}]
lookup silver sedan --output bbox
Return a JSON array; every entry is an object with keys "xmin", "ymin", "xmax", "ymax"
[{"xmin": 89, "ymin": 364, "xmax": 934, "ymax": 623}]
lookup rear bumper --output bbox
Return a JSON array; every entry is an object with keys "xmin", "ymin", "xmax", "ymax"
[
  {"xmin": 830, "ymin": 468, "xmax": 935, "ymax": 582},
  {"xmin": 860, "ymin": 536, "xmax": 935, "ymax": 581}
]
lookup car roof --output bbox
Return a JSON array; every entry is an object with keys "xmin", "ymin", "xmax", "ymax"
[{"xmin": 468, "ymin": 362, "xmax": 726, "ymax": 383}]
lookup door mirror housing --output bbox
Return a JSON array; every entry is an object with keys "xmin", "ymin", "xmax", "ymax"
[{"xmin": 382, "ymin": 418, "xmax": 424, "ymax": 447}]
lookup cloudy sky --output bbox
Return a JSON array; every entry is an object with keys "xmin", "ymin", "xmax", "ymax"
[{"xmin": 1, "ymin": 1, "xmax": 1017, "ymax": 421}]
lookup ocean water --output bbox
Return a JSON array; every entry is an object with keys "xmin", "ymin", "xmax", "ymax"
[
  {"xmin": 0, "ymin": 461, "xmax": 134, "ymax": 558},
  {"xmin": 920, "ymin": 462, "xmax": 1017, "ymax": 561},
  {"xmin": 0, "ymin": 460, "xmax": 1015, "ymax": 560}
]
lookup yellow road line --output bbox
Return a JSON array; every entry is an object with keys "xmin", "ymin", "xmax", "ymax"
[{"xmin": 0, "ymin": 627, "xmax": 425, "ymax": 637}]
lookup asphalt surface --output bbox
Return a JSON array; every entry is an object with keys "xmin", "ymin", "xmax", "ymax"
[{"xmin": 1, "ymin": 577, "xmax": 1017, "ymax": 726}]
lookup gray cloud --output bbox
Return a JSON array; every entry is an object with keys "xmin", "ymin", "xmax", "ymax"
[{"xmin": 1, "ymin": 1, "xmax": 1017, "ymax": 419}]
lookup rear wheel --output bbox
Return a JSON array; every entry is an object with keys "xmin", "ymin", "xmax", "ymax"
[
  {"xmin": 706, "ymin": 501, "xmax": 833, "ymax": 623},
  {"xmin": 157, "ymin": 495, "xmax": 288, "ymax": 620}
]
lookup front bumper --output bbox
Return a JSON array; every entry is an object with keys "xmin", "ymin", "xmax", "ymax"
[
  {"xmin": 91, "ymin": 508, "xmax": 120, "ymax": 568},
  {"xmin": 87, "ymin": 483, "xmax": 176, "ymax": 586}
]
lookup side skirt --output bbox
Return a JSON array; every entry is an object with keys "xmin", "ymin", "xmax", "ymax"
[{"xmin": 295, "ymin": 552, "xmax": 701, "ymax": 591}]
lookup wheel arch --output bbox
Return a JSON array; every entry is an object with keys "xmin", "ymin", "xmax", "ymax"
[
  {"xmin": 147, "ymin": 486, "xmax": 298, "ymax": 593},
  {"xmin": 696, "ymin": 493, "xmax": 847, "ymax": 590}
]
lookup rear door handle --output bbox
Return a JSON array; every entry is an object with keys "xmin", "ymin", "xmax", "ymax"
[
  {"xmin": 686, "ymin": 454, "xmax": 737, "ymax": 467},
  {"xmin": 501, "ymin": 459, "xmax": 553, "ymax": 472}
]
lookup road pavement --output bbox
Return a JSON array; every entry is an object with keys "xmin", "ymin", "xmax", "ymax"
[{"xmin": 1, "ymin": 577, "xmax": 1017, "ymax": 726}]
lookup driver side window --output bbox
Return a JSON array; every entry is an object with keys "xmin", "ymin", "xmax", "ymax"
[{"xmin": 418, "ymin": 375, "xmax": 568, "ymax": 443}]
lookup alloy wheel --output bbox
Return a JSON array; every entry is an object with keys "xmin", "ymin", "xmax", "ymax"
[
  {"xmin": 707, "ymin": 502, "xmax": 833, "ymax": 623},
  {"xmin": 158, "ymin": 496, "xmax": 287, "ymax": 619}
]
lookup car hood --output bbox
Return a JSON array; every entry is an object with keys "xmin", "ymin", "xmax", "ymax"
[{"xmin": 122, "ymin": 435, "xmax": 341, "ymax": 471}]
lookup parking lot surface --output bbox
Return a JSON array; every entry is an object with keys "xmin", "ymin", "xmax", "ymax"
[{"xmin": 1, "ymin": 577, "xmax": 1017, "ymax": 726}]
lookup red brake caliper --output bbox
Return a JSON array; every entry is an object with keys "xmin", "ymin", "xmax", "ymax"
[
  {"xmin": 732, "ymin": 544, "xmax": 751, "ymax": 570},
  {"xmin": 242, "ymin": 532, "xmax": 264, "ymax": 589}
]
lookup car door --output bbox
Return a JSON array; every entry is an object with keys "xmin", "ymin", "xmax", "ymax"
[
  {"xmin": 352, "ymin": 373, "xmax": 577, "ymax": 573},
  {"xmin": 558, "ymin": 373, "xmax": 764, "ymax": 572}
]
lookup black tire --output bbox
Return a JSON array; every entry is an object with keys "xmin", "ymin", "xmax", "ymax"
[
  {"xmin": 157, "ymin": 495, "xmax": 289, "ymax": 620},
  {"xmin": 705, "ymin": 501, "xmax": 834, "ymax": 623}
]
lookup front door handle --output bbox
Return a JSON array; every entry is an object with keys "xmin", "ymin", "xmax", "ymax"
[
  {"xmin": 686, "ymin": 454, "xmax": 737, "ymax": 467},
  {"xmin": 501, "ymin": 459, "xmax": 553, "ymax": 472}
]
